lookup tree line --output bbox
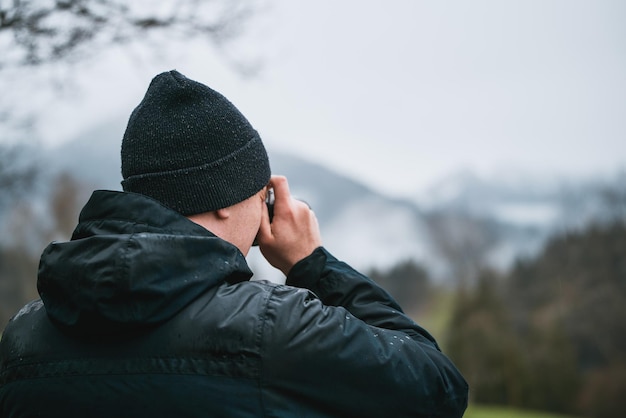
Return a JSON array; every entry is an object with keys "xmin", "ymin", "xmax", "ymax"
[{"xmin": 371, "ymin": 218, "xmax": 626, "ymax": 418}]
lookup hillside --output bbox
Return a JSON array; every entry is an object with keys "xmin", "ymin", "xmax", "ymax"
[{"xmin": 37, "ymin": 119, "xmax": 626, "ymax": 280}]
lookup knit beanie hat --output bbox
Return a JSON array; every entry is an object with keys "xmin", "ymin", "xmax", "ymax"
[{"xmin": 121, "ymin": 70, "xmax": 270, "ymax": 215}]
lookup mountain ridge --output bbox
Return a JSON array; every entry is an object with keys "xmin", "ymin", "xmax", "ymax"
[{"xmin": 35, "ymin": 119, "xmax": 626, "ymax": 280}]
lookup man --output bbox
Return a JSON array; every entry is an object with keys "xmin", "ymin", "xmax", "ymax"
[{"xmin": 0, "ymin": 70, "xmax": 468, "ymax": 417}]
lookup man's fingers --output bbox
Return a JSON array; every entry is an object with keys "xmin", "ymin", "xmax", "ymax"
[{"xmin": 258, "ymin": 174, "xmax": 322, "ymax": 274}]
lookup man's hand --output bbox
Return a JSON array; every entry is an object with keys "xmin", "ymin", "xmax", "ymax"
[{"xmin": 256, "ymin": 175, "xmax": 322, "ymax": 275}]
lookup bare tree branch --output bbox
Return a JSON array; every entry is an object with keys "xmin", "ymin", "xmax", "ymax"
[{"xmin": 0, "ymin": 0, "xmax": 256, "ymax": 68}]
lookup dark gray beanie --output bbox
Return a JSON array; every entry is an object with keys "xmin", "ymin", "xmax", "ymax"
[{"xmin": 121, "ymin": 70, "xmax": 270, "ymax": 215}]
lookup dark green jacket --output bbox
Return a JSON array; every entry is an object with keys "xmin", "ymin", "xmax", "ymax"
[{"xmin": 0, "ymin": 190, "xmax": 468, "ymax": 417}]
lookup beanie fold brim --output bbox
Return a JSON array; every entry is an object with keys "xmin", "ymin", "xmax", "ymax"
[{"xmin": 122, "ymin": 135, "xmax": 270, "ymax": 215}]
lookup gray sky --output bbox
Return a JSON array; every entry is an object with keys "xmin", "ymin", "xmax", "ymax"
[{"xmin": 35, "ymin": 0, "xmax": 626, "ymax": 198}]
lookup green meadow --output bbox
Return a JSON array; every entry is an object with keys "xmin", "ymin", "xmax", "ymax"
[{"xmin": 465, "ymin": 404, "xmax": 581, "ymax": 418}]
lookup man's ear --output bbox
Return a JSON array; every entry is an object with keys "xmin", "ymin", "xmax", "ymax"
[{"xmin": 215, "ymin": 207, "xmax": 230, "ymax": 220}]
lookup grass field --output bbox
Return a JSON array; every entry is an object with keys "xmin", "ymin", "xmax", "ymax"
[{"xmin": 464, "ymin": 404, "xmax": 581, "ymax": 418}]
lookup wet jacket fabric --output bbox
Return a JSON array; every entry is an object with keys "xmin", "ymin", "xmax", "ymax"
[{"xmin": 0, "ymin": 190, "xmax": 468, "ymax": 418}]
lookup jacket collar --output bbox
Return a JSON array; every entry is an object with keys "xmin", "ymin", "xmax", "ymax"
[
  {"xmin": 74, "ymin": 190, "xmax": 213, "ymax": 238},
  {"xmin": 38, "ymin": 190, "xmax": 253, "ymax": 334}
]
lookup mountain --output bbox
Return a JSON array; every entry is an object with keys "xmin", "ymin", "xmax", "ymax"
[
  {"xmin": 418, "ymin": 168, "xmax": 626, "ymax": 230},
  {"xmin": 46, "ymin": 122, "xmax": 126, "ymax": 191},
  {"xmin": 38, "ymin": 119, "xmax": 625, "ymax": 283},
  {"xmin": 44, "ymin": 119, "xmax": 430, "ymax": 279},
  {"xmin": 415, "ymin": 168, "xmax": 626, "ymax": 272}
]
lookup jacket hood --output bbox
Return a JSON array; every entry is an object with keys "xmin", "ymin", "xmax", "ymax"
[{"xmin": 37, "ymin": 190, "xmax": 253, "ymax": 334}]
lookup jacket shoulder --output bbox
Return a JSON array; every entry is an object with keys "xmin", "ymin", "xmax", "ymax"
[{"xmin": 1, "ymin": 300, "xmax": 48, "ymax": 369}]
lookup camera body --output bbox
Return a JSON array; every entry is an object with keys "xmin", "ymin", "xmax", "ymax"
[{"xmin": 266, "ymin": 188, "xmax": 275, "ymax": 223}]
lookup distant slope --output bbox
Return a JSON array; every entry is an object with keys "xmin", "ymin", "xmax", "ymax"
[
  {"xmin": 47, "ymin": 122, "xmax": 125, "ymax": 191},
  {"xmin": 42, "ymin": 119, "xmax": 625, "ymax": 279},
  {"xmin": 45, "ymin": 119, "xmax": 430, "ymax": 273}
]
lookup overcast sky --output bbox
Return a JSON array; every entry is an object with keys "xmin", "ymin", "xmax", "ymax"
[{"xmin": 33, "ymin": 0, "xmax": 626, "ymax": 198}]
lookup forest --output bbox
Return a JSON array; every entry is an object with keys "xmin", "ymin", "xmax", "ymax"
[{"xmin": 372, "ymin": 212, "xmax": 626, "ymax": 418}]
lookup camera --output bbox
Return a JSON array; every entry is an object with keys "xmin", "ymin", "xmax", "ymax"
[{"xmin": 266, "ymin": 188, "xmax": 275, "ymax": 223}]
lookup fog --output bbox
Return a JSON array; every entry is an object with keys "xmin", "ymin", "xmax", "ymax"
[{"xmin": 17, "ymin": 0, "xmax": 624, "ymax": 198}]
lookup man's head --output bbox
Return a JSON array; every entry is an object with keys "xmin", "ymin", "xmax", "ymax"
[{"xmin": 121, "ymin": 70, "xmax": 270, "ymax": 216}]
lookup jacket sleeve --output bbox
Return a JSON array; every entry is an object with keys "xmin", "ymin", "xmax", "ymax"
[{"xmin": 260, "ymin": 247, "xmax": 468, "ymax": 418}]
